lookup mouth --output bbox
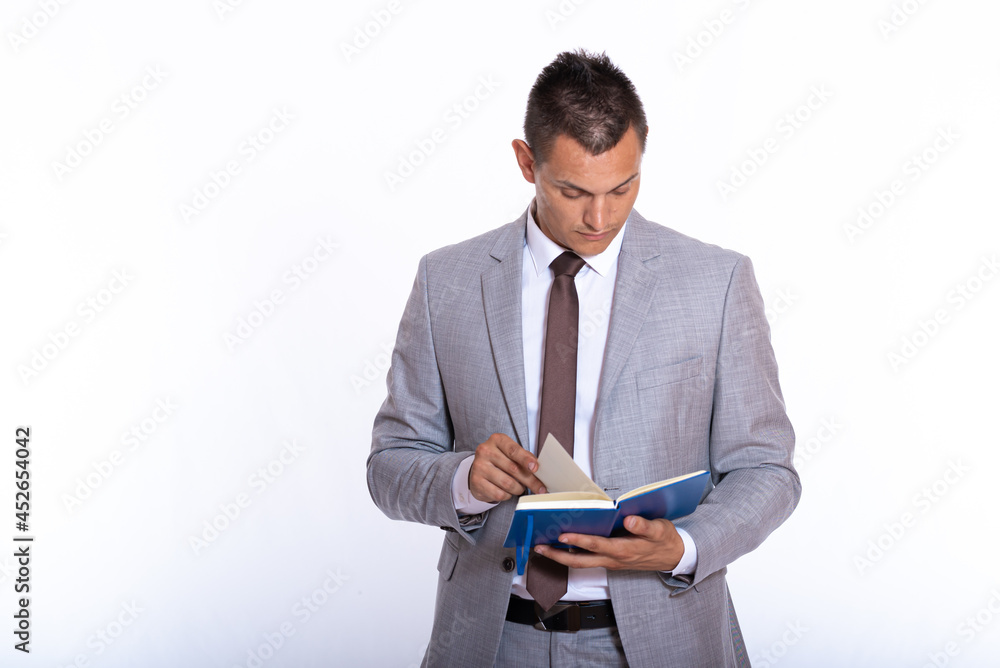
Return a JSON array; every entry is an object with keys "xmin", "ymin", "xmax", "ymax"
[{"xmin": 579, "ymin": 230, "xmax": 611, "ymax": 242}]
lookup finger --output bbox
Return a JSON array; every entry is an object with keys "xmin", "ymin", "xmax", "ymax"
[
  {"xmin": 471, "ymin": 463, "xmax": 526, "ymax": 499},
  {"xmin": 470, "ymin": 473, "xmax": 521, "ymax": 503},
  {"xmin": 557, "ymin": 532, "xmax": 617, "ymax": 554},
  {"xmin": 499, "ymin": 440, "xmax": 539, "ymax": 474},
  {"xmin": 489, "ymin": 438, "xmax": 545, "ymax": 494},
  {"xmin": 487, "ymin": 432, "xmax": 522, "ymax": 454},
  {"xmin": 480, "ymin": 477, "xmax": 522, "ymax": 502},
  {"xmin": 624, "ymin": 517, "xmax": 674, "ymax": 542},
  {"xmin": 469, "ymin": 454, "xmax": 528, "ymax": 501},
  {"xmin": 509, "ymin": 468, "xmax": 546, "ymax": 496},
  {"xmin": 493, "ymin": 468, "xmax": 544, "ymax": 496},
  {"xmin": 480, "ymin": 448, "xmax": 538, "ymax": 492},
  {"xmin": 623, "ymin": 515, "xmax": 652, "ymax": 536},
  {"xmin": 534, "ymin": 545, "xmax": 617, "ymax": 570}
]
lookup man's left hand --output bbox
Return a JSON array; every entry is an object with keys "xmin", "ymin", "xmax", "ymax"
[{"xmin": 532, "ymin": 516, "xmax": 684, "ymax": 572}]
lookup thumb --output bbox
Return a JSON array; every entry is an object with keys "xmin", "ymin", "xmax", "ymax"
[{"xmin": 624, "ymin": 515, "xmax": 653, "ymax": 536}]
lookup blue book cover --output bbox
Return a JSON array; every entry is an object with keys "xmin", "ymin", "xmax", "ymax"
[{"xmin": 502, "ymin": 470, "xmax": 710, "ymax": 575}]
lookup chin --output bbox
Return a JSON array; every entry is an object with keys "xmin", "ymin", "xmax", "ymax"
[
  {"xmin": 572, "ymin": 232, "xmax": 618, "ymax": 255},
  {"xmin": 570, "ymin": 241, "xmax": 610, "ymax": 256}
]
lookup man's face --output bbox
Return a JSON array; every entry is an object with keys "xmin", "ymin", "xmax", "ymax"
[{"xmin": 513, "ymin": 128, "xmax": 643, "ymax": 256}]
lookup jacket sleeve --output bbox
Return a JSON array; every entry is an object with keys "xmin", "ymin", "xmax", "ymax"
[
  {"xmin": 665, "ymin": 254, "xmax": 801, "ymax": 590},
  {"xmin": 366, "ymin": 255, "xmax": 488, "ymax": 543}
]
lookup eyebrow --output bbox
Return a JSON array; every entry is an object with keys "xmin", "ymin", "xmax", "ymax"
[{"xmin": 554, "ymin": 173, "xmax": 639, "ymax": 195}]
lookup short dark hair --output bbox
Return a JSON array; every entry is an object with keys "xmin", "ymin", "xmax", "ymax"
[{"xmin": 523, "ymin": 49, "xmax": 647, "ymax": 164}]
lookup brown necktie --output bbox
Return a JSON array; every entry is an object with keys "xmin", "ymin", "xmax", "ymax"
[{"xmin": 526, "ymin": 251, "xmax": 586, "ymax": 611}]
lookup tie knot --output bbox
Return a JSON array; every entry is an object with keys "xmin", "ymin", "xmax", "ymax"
[{"xmin": 551, "ymin": 251, "xmax": 586, "ymax": 278}]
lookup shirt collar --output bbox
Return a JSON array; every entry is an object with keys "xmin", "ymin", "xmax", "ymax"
[{"xmin": 525, "ymin": 199, "xmax": 627, "ymax": 278}]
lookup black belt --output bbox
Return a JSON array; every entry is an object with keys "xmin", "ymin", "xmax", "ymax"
[{"xmin": 506, "ymin": 594, "xmax": 616, "ymax": 632}]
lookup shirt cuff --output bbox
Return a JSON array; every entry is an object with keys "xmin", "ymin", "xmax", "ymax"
[
  {"xmin": 666, "ymin": 527, "xmax": 697, "ymax": 576},
  {"xmin": 452, "ymin": 454, "xmax": 500, "ymax": 515}
]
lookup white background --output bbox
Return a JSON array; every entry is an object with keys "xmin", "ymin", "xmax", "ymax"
[{"xmin": 2, "ymin": 1, "xmax": 998, "ymax": 666}]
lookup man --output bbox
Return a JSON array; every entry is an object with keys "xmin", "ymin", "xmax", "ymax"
[{"xmin": 367, "ymin": 50, "xmax": 800, "ymax": 667}]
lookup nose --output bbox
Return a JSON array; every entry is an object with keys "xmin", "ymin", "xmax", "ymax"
[{"xmin": 583, "ymin": 195, "xmax": 609, "ymax": 231}]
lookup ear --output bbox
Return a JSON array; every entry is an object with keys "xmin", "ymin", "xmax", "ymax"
[{"xmin": 511, "ymin": 139, "xmax": 537, "ymax": 184}]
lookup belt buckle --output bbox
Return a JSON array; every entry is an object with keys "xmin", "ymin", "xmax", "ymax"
[{"xmin": 533, "ymin": 601, "xmax": 581, "ymax": 633}]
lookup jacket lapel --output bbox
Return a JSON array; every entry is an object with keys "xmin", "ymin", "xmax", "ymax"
[
  {"xmin": 480, "ymin": 209, "xmax": 660, "ymax": 455},
  {"xmin": 482, "ymin": 214, "xmax": 531, "ymax": 449},
  {"xmin": 594, "ymin": 211, "xmax": 660, "ymax": 440}
]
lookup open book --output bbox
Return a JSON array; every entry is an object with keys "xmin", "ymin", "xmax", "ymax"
[{"xmin": 501, "ymin": 434, "xmax": 710, "ymax": 575}]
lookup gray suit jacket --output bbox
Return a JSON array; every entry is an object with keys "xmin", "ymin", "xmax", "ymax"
[{"xmin": 367, "ymin": 207, "xmax": 800, "ymax": 667}]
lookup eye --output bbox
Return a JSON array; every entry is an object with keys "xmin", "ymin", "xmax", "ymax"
[
  {"xmin": 561, "ymin": 190, "xmax": 583, "ymax": 199},
  {"xmin": 612, "ymin": 187, "xmax": 629, "ymax": 196}
]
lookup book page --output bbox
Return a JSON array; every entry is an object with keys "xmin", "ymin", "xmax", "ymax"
[
  {"xmin": 615, "ymin": 470, "xmax": 708, "ymax": 502},
  {"xmin": 534, "ymin": 433, "xmax": 610, "ymax": 499},
  {"xmin": 516, "ymin": 492, "xmax": 614, "ymax": 510}
]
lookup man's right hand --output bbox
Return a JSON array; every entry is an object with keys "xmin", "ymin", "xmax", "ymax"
[{"xmin": 468, "ymin": 433, "xmax": 547, "ymax": 503}]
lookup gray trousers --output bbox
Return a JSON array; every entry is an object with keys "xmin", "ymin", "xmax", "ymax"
[{"xmin": 494, "ymin": 620, "xmax": 629, "ymax": 667}]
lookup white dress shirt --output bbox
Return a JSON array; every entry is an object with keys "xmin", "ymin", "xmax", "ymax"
[{"xmin": 452, "ymin": 202, "xmax": 696, "ymax": 601}]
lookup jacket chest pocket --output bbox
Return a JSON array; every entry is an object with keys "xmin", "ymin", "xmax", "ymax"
[{"xmin": 636, "ymin": 356, "xmax": 703, "ymax": 391}]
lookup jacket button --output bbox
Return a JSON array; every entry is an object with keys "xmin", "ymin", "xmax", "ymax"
[{"xmin": 501, "ymin": 557, "xmax": 515, "ymax": 572}]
